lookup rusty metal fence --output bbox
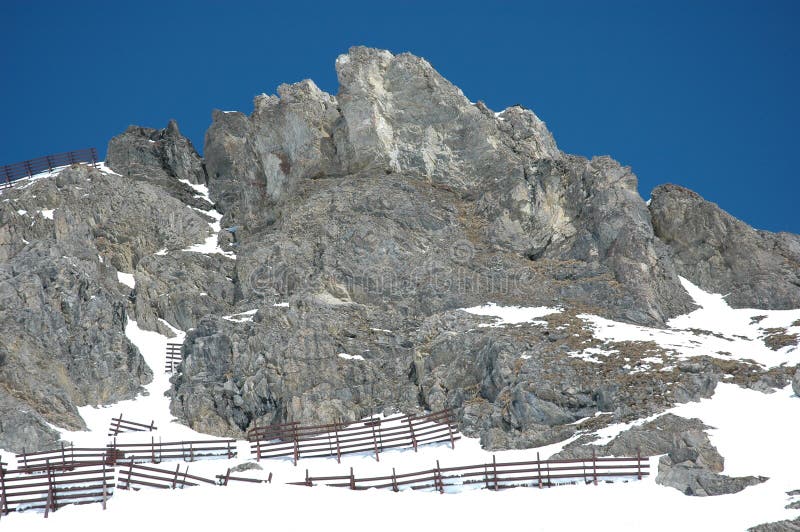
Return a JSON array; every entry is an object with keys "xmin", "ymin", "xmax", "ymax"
[
  {"xmin": 293, "ymin": 450, "xmax": 649, "ymax": 493},
  {"xmin": 1, "ymin": 148, "xmax": 98, "ymax": 188},
  {"xmin": 249, "ymin": 409, "xmax": 459, "ymax": 465}
]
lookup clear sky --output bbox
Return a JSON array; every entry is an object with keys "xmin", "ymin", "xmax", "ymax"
[{"xmin": 2, "ymin": 0, "xmax": 797, "ymax": 233}]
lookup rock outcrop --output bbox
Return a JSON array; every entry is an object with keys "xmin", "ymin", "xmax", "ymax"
[
  {"xmin": 650, "ymin": 184, "xmax": 800, "ymax": 309},
  {"xmin": 553, "ymin": 413, "xmax": 766, "ymax": 496},
  {"xmin": 163, "ymin": 46, "xmax": 710, "ymax": 440},
  {"xmin": 2, "ymin": 46, "xmax": 798, "ymax": 456},
  {"xmin": 0, "ymin": 164, "xmax": 216, "ymax": 451},
  {"xmin": 107, "ymin": 120, "xmax": 211, "ymax": 209}
]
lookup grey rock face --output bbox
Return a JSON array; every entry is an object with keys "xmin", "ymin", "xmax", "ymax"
[
  {"xmin": 793, "ymin": 369, "xmax": 800, "ymax": 397},
  {"xmin": 0, "ymin": 391, "xmax": 61, "ymax": 453},
  {"xmin": 657, "ymin": 452, "xmax": 766, "ymax": 497},
  {"xmin": 552, "ymin": 413, "xmax": 766, "ymax": 496},
  {"xmin": 0, "ymin": 164, "xmax": 219, "ymax": 451},
  {"xmin": 167, "ymin": 46, "xmax": 718, "ymax": 441},
  {"xmin": 133, "ymin": 252, "xmax": 236, "ymax": 334},
  {"xmin": 107, "ymin": 119, "xmax": 211, "ymax": 209},
  {"xmin": 749, "ymin": 517, "xmax": 800, "ymax": 532},
  {"xmin": 650, "ymin": 184, "xmax": 800, "ymax": 309}
]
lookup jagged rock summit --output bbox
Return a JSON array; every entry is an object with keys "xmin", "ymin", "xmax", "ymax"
[{"xmin": 1, "ymin": 46, "xmax": 798, "ymax": 455}]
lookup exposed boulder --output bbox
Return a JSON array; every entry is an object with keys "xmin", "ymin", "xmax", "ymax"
[
  {"xmin": 552, "ymin": 413, "xmax": 766, "ymax": 496},
  {"xmin": 793, "ymin": 368, "xmax": 800, "ymax": 397},
  {"xmin": 650, "ymin": 184, "xmax": 800, "ymax": 309}
]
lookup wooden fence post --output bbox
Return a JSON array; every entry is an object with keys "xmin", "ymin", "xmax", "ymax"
[
  {"xmin": 44, "ymin": 460, "xmax": 55, "ymax": 518},
  {"xmin": 407, "ymin": 416, "xmax": 418, "ymax": 452},
  {"xmin": 0, "ymin": 465, "xmax": 7, "ymax": 516},
  {"xmin": 124, "ymin": 461, "xmax": 134, "ymax": 490},
  {"xmin": 172, "ymin": 464, "xmax": 180, "ymax": 489},
  {"xmin": 371, "ymin": 423, "xmax": 380, "ymax": 462},
  {"xmin": 392, "ymin": 468, "xmax": 398, "ymax": 492},
  {"xmin": 349, "ymin": 467, "xmax": 355, "ymax": 490},
  {"xmin": 305, "ymin": 469, "xmax": 310, "ymax": 487},
  {"xmin": 292, "ymin": 422, "xmax": 300, "ymax": 466},
  {"xmin": 435, "ymin": 460, "xmax": 444, "ymax": 494},
  {"xmin": 492, "ymin": 455, "xmax": 498, "ymax": 491},
  {"xmin": 637, "ymin": 448, "xmax": 642, "ymax": 480},
  {"xmin": 446, "ymin": 410, "xmax": 456, "ymax": 450},
  {"xmin": 592, "ymin": 448, "xmax": 598, "ymax": 486},
  {"xmin": 334, "ymin": 420, "xmax": 342, "ymax": 463},
  {"xmin": 537, "ymin": 452, "xmax": 543, "ymax": 489},
  {"xmin": 101, "ymin": 462, "xmax": 108, "ymax": 510}
]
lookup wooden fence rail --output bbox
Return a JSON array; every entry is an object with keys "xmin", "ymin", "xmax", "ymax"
[
  {"xmin": 108, "ymin": 414, "xmax": 157, "ymax": 437},
  {"xmin": 217, "ymin": 468, "xmax": 272, "ymax": 486},
  {"xmin": 117, "ymin": 461, "xmax": 216, "ymax": 490},
  {"xmin": 16, "ymin": 444, "xmax": 121, "ymax": 472},
  {"xmin": 107, "ymin": 437, "xmax": 237, "ymax": 463},
  {"xmin": 292, "ymin": 450, "xmax": 649, "ymax": 493},
  {"xmin": 249, "ymin": 409, "xmax": 459, "ymax": 465},
  {"xmin": 16, "ymin": 438, "xmax": 236, "ymax": 470},
  {"xmin": 0, "ymin": 461, "xmax": 114, "ymax": 519},
  {"xmin": 165, "ymin": 343, "xmax": 182, "ymax": 373},
  {"xmin": 1, "ymin": 148, "xmax": 98, "ymax": 189}
]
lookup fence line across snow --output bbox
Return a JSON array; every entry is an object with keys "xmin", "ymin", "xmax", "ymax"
[
  {"xmin": 291, "ymin": 450, "xmax": 649, "ymax": 493},
  {"xmin": 0, "ymin": 460, "xmax": 114, "ymax": 519},
  {"xmin": 248, "ymin": 408, "xmax": 460, "ymax": 465}
]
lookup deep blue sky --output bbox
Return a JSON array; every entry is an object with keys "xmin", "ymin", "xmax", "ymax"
[{"xmin": 2, "ymin": 1, "xmax": 798, "ymax": 233}]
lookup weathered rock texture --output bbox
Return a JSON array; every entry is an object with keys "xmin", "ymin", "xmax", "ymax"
[
  {"xmin": 2, "ymin": 46, "xmax": 798, "ymax": 456},
  {"xmin": 0, "ymin": 164, "xmax": 216, "ymax": 451},
  {"xmin": 161, "ymin": 46, "xmax": 721, "ymax": 441},
  {"xmin": 749, "ymin": 516, "xmax": 800, "ymax": 532},
  {"xmin": 793, "ymin": 368, "xmax": 800, "ymax": 397},
  {"xmin": 107, "ymin": 119, "xmax": 211, "ymax": 209},
  {"xmin": 553, "ymin": 413, "xmax": 766, "ymax": 496},
  {"xmin": 650, "ymin": 184, "xmax": 800, "ymax": 309}
]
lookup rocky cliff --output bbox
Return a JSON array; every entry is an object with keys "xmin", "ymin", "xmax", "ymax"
[{"xmin": 1, "ymin": 46, "xmax": 798, "ymax": 454}]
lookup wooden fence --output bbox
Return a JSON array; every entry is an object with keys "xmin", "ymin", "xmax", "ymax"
[
  {"xmin": 249, "ymin": 409, "xmax": 459, "ymax": 465},
  {"xmin": 16, "ymin": 438, "xmax": 236, "ymax": 470},
  {"xmin": 108, "ymin": 414, "xmax": 157, "ymax": 437},
  {"xmin": 15, "ymin": 444, "xmax": 120, "ymax": 472},
  {"xmin": 0, "ymin": 461, "xmax": 114, "ymax": 518},
  {"xmin": 1, "ymin": 148, "xmax": 98, "ymax": 188},
  {"xmin": 292, "ymin": 450, "xmax": 649, "ymax": 493},
  {"xmin": 117, "ymin": 461, "xmax": 217, "ymax": 490},
  {"xmin": 165, "ymin": 343, "xmax": 182, "ymax": 373},
  {"xmin": 107, "ymin": 437, "xmax": 237, "ymax": 463},
  {"xmin": 217, "ymin": 468, "xmax": 272, "ymax": 485}
]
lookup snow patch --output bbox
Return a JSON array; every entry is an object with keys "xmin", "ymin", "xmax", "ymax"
[
  {"xmin": 338, "ymin": 353, "xmax": 365, "ymax": 361},
  {"xmin": 461, "ymin": 303, "xmax": 559, "ymax": 326},
  {"xmin": 223, "ymin": 309, "xmax": 258, "ymax": 323},
  {"xmin": 116, "ymin": 272, "xmax": 135, "ymax": 289},
  {"xmin": 39, "ymin": 209, "xmax": 54, "ymax": 220}
]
